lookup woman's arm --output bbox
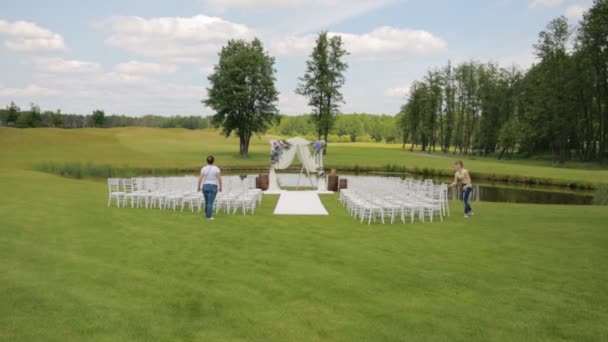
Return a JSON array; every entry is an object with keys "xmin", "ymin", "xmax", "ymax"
[
  {"xmin": 197, "ymin": 173, "xmax": 204, "ymax": 191},
  {"xmin": 218, "ymin": 173, "xmax": 223, "ymax": 192},
  {"xmin": 449, "ymin": 173, "xmax": 458, "ymax": 187}
]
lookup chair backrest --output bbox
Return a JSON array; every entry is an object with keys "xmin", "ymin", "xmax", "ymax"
[
  {"xmin": 108, "ymin": 178, "xmax": 120, "ymax": 192},
  {"xmin": 122, "ymin": 178, "xmax": 134, "ymax": 193}
]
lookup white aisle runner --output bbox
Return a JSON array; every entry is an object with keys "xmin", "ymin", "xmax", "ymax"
[{"xmin": 273, "ymin": 191, "xmax": 329, "ymax": 215}]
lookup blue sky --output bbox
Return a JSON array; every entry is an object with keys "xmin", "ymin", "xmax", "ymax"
[{"xmin": 0, "ymin": 0, "xmax": 592, "ymax": 116}]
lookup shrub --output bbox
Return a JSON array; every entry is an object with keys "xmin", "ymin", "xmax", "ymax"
[
  {"xmin": 35, "ymin": 161, "xmax": 138, "ymax": 179},
  {"xmin": 338, "ymin": 135, "xmax": 351, "ymax": 143},
  {"xmin": 356, "ymin": 135, "xmax": 372, "ymax": 143},
  {"xmin": 592, "ymin": 186, "xmax": 608, "ymax": 205},
  {"xmin": 327, "ymin": 134, "xmax": 342, "ymax": 143}
]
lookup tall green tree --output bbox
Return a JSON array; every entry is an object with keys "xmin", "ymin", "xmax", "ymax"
[
  {"xmin": 533, "ymin": 16, "xmax": 575, "ymax": 163},
  {"xmin": 91, "ymin": 109, "xmax": 105, "ymax": 127},
  {"xmin": 578, "ymin": 0, "xmax": 608, "ymax": 163},
  {"xmin": 204, "ymin": 38, "xmax": 279, "ymax": 157},
  {"xmin": 6, "ymin": 102, "xmax": 20, "ymax": 125},
  {"xmin": 442, "ymin": 62, "xmax": 456, "ymax": 152},
  {"xmin": 296, "ymin": 31, "xmax": 349, "ymax": 154},
  {"xmin": 397, "ymin": 105, "xmax": 410, "ymax": 149}
]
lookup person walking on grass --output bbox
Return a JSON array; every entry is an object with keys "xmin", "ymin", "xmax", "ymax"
[
  {"xmin": 449, "ymin": 160, "xmax": 474, "ymax": 218},
  {"xmin": 198, "ymin": 156, "xmax": 222, "ymax": 220}
]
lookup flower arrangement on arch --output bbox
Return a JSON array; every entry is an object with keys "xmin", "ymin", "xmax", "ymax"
[
  {"xmin": 312, "ymin": 140, "xmax": 326, "ymax": 155},
  {"xmin": 270, "ymin": 140, "xmax": 291, "ymax": 164}
]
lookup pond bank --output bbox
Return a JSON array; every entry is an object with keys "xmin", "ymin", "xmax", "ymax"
[{"xmin": 33, "ymin": 161, "xmax": 602, "ymax": 190}]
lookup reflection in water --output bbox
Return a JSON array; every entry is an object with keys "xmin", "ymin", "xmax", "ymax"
[
  {"xmin": 448, "ymin": 184, "xmax": 593, "ymax": 205},
  {"xmin": 234, "ymin": 173, "xmax": 594, "ymax": 205}
]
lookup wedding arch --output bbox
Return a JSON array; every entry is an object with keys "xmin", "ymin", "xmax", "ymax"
[{"xmin": 268, "ymin": 137, "xmax": 326, "ymax": 191}]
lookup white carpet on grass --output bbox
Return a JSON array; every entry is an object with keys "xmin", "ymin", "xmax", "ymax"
[{"xmin": 273, "ymin": 191, "xmax": 329, "ymax": 215}]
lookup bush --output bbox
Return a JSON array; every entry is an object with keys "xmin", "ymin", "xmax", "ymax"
[
  {"xmin": 592, "ymin": 186, "xmax": 608, "ymax": 205},
  {"xmin": 303, "ymin": 133, "xmax": 317, "ymax": 141},
  {"xmin": 338, "ymin": 135, "xmax": 351, "ymax": 143},
  {"xmin": 34, "ymin": 162, "xmax": 136, "ymax": 179},
  {"xmin": 326, "ymin": 134, "xmax": 342, "ymax": 143},
  {"xmin": 355, "ymin": 135, "xmax": 372, "ymax": 143}
]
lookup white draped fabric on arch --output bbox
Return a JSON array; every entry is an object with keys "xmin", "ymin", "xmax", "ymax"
[{"xmin": 268, "ymin": 137, "xmax": 326, "ymax": 191}]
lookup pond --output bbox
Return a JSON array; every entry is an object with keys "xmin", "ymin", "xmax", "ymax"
[{"xmin": 245, "ymin": 172, "xmax": 594, "ymax": 206}]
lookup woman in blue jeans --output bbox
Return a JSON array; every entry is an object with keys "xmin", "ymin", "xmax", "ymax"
[
  {"xmin": 449, "ymin": 160, "xmax": 474, "ymax": 218},
  {"xmin": 197, "ymin": 156, "xmax": 223, "ymax": 220}
]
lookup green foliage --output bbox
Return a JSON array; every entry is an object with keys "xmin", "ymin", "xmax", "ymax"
[
  {"xmin": 296, "ymin": 32, "xmax": 349, "ymax": 151},
  {"xmin": 497, "ymin": 118, "xmax": 521, "ymax": 159},
  {"xmin": 91, "ymin": 109, "xmax": 105, "ymax": 127},
  {"xmin": 15, "ymin": 103, "xmax": 42, "ymax": 128},
  {"xmin": 205, "ymin": 38, "xmax": 279, "ymax": 156},
  {"xmin": 592, "ymin": 186, "xmax": 608, "ymax": 205},
  {"xmin": 326, "ymin": 134, "xmax": 348, "ymax": 143},
  {"xmin": 394, "ymin": 1, "xmax": 607, "ymax": 163},
  {"xmin": 0, "ymin": 102, "xmax": 19, "ymax": 126},
  {"xmin": 355, "ymin": 134, "xmax": 372, "ymax": 143},
  {"xmin": 34, "ymin": 161, "xmax": 134, "ymax": 179}
]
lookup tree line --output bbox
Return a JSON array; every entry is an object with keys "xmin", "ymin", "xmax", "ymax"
[
  {"xmin": 398, "ymin": 1, "xmax": 607, "ymax": 163},
  {"xmin": 0, "ymin": 103, "xmax": 211, "ymax": 129},
  {"xmin": 270, "ymin": 113, "xmax": 399, "ymax": 143}
]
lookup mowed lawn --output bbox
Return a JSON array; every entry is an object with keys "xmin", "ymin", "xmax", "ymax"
[
  {"xmin": 1, "ymin": 127, "xmax": 608, "ymax": 340},
  {"xmin": 2, "ymin": 127, "xmax": 608, "ymax": 186},
  {"xmin": 1, "ymin": 169, "xmax": 608, "ymax": 341}
]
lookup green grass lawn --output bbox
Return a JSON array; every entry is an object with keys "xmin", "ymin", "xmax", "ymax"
[
  {"xmin": 2, "ymin": 127, "xmax": 608, "ymax": 187},
  {"xmin": 1, "ymin": 169, "xmax": 607, "ymax": 341},
  {"xmin": 1, "ymin": 127, "xmax": 608, "ymax": 340}
]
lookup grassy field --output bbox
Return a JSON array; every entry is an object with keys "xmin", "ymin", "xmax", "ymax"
[
  {"xmin": 1, "ymin": 169, "xmax": 607, "ymax": 341},
  {"xmin": 1, "ymin": 127, "xmax": 608, "ymax": 340},
  {"xmin": 2, "ymin": 127, "xmax": 608, "ymax": 187}
]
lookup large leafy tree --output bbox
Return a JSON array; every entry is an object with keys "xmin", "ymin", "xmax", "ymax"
[
  {"xmin": 205, "ymin": 38, "xmax": 279, "ymax": 157},
  {"xmin": 91, "ymin": 109, "xmax": 105, "ymax": 127},
  {"xmin": 296, "ymin": 32, "xmax": 349, "ymax": 154},
  {"xmin": 533, "ymin": 16, "xmax": 576, "ymax": 163},
  {"xmin": 578, "ymin": 0, "xmax": 608, "ymax": 163}
]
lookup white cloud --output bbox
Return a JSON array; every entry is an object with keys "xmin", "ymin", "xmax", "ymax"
[
  {"xmin": 565, "ymin": 4, "xmax": 589, "ymax": 20},
  {"xmin": 206, "ymin": 0, "xmax": 391, "ymax": 11},
  {"xmin": 204, "ymin": 0, "xmax": 398, "ymax": 33},
  {"xmin": 206, "ymin": 0, "xmax": 311, "ymax": 9},
  {"xmin": 529, "ymin": 0, "xmax": 563, "ymax": 8},
  {"xmin": 98, "ymin": 15, "xmax": 252, "ymax": 63},
  {"xmin": 495, "ymin": 50, "xmax": 538, "ymax": 69},
  {"xmin": 273, "ymin": 27, "xmax": 447, "ymax": 58},
  {"xmin": 114, "ymin": 61, "xmax": 177, "ymax": 74},
  {"xmin": 200, "ymin": 65, "xmax": 214, "ymax": 75},
  {"xmin": 0, "ymin": 20, "xmax": 66, "ymax": 51},
  {"xmin": 98, "ymin": 72, "xmax": 152, "ymax": 85},
  {"xmin": 277, "ymin": 94, "xmax": 309, "ymax": 115},
  {"xmin": 22, "ymin": 70, "xmax": 208, "ymax": 115},
  {"xmin": 384, "ymin": 85, "xmax": 410, "ymax": 97},
  {"xmin": 31, "ymin": 57, "xmax": 102, "ymax": 73},
  {"xmin": 0, "ymin": 84, "xmax": 59, "ymax": 97}
]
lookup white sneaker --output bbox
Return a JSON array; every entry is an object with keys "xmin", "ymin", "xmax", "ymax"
[
  {"xmin": 207, "ymin": 217, "xmax": 215, "ymax": 220},
  {"xmin": 464, "ymin": 214, "xmax": 469, "ymax": 218}
]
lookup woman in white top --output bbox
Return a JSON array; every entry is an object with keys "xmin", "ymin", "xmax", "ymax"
[
  {"xmin": 198, "ymin": 156, "xmax": 222, "ymax": 220},
  {"xmin": 449, "ymin": 160, "xmax": 474, "ymax": 218}
]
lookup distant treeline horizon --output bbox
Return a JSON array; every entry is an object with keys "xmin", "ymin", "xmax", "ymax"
[{"xmin": 0, "ymin": 105, "xmax": 396, "ymax": 143}]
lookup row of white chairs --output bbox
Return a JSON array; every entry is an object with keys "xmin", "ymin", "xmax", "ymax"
[
  {"xmin": 339, "ymin": 177, "xmax": 450, "ymax": 224},
  {"xmin": 107, "ymin": 176, "xmax": 263, "ymax": 215}
]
